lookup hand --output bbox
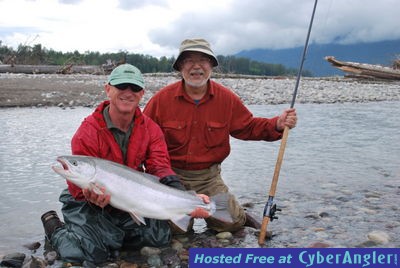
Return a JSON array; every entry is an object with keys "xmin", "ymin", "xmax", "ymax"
[
  {"xmin": 190, "ymin": 194, "xmax": 211, "ymax": 218},
  {"xmin": 82, "ymin": 185, "xmax": 111, "ymax": 208},
  {"xmin": 276, "ymin": 108, "xmax": 297, "ymax": 131},
  {"xmin": 160, "ymin": 175, "xmax": 186, "ymax": 191}
]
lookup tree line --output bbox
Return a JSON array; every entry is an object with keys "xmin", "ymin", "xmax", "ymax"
[{"xmin": 0, "ymin": 41, "xmax": 312, "ymax": 76}]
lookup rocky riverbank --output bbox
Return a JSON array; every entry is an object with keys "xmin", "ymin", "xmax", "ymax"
[
  {"xmin": 1, "ymin": 225, "xmax": 392, "ymax": 267},
  {"xmin": 0, "ymin": 228, "xmax": 263, "ymax": 268},
  {"xmin": 1, "ymin": 73, "xmax": 399, "ymax": 108}
]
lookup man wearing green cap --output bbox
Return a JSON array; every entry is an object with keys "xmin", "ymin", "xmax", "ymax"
[
  {"xmin": 144, "ymin": 38, "xmax": 297, "ymax": 233},
  {"xmin": 41, "ymin": 64, "xmax": 209, "ymax": 265}
]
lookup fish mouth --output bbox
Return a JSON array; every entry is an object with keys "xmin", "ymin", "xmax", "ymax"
[
  {"xmin": 55, "ymin": 157, "xmax": 69, "ymax": 170},
  {"xmin": 58, "ymin": 158, "xmax": 69, "ymax": 170},
  {"xmin": 51, "ymin": 157, "xmax": 69, "ymax": 175}
]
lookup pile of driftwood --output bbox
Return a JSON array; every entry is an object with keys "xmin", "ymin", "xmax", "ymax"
[
  {"xmin": 325, "ymin": 56, "xmax": 400, "ymax": 80},
  {"xmin": 0, "ymin": 64, "xmax": 110, "ymax": 75}
]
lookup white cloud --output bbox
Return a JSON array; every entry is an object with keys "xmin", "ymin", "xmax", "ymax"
[{"xmin": 0, "ymin": 0, "xmax": 399, "ymax": 57}]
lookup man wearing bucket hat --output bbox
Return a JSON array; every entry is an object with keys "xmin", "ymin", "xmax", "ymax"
[
  {"xmin": 41, "ymin": 63, "xmax": 209, "ymax": 265},
  {"xmin": 144, "ymin": 38, "xmax": 297, "ymax": 232}
]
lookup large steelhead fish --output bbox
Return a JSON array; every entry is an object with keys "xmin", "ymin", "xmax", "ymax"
[{"xmin": 52, "ymin": 155, "xmax": 232, "ymax": 231}]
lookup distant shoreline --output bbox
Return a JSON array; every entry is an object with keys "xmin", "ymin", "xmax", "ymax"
[{"xmin": 0, "ymin": 73, "xmax": 399, "ymax": 108}]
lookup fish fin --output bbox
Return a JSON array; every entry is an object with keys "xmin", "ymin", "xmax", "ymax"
[
  {"xmin": 129, "ymin": 211, "xmax": 146, "ymax": 225},
  {"xmin": 171, "ymin": 215, "xmax": 191, "ymax": 232},
  {"xmin": 89, "ymin": 182, "xmax": 103, "ymax": 195},
  {"xmin": 210, "ymin": 193, "xmax": 234, "ymax": 223}
]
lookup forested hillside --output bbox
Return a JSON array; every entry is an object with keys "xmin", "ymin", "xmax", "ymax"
[{"xmin": 0, "ymin": 41, "xmax": 311, "ymax": 76}]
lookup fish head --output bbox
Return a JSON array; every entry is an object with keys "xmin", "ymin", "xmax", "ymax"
[{"xmin": 52, "ymin": 155, "xmax": 96, "ymax": 188}]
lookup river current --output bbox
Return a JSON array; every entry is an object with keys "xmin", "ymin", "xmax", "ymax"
[{"xmin": 0, "ymin": 102, "xmax": 399, "ymax": 254}]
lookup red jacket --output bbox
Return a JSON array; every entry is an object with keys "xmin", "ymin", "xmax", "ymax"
[
  {"xmin": 143, "ymin": 80, "xmax": 283, "ymax": 170},
  {"xmin": 68, "ymin": 100, "xmax": 175, "ymax": 199}
]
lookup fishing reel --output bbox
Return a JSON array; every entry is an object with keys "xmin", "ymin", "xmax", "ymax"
[
  {"xmin": 263, "ymin": 201, "xmax": 282, "ymax": 222},
  {"xmin": 269, "ymin": 203, "xmax": 282, "ymax": 221}
]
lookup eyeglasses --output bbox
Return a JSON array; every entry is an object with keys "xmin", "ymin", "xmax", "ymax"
[
  {"xmin": 112, "ymin": 83, "xmax": 143, "ymax": 92},
  {"xmin": 182, "ymin": 57, "xmax": 211, "ymax": 66}
]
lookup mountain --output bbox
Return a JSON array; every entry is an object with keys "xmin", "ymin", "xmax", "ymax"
[{"xmin": 235, "ymin": 39, "xmax": 400, "ymax": 77}]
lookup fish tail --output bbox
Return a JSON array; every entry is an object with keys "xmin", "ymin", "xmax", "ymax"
[
  {"xmin": 171, "ymin": 215, "xmax": 192, "ymax": 232},
  {"xmin": 209, "ymin": 193, "xmax": 233, "ymax": 223}
]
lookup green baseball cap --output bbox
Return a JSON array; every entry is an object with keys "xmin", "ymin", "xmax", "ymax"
[
  {"xmin": 173, "ymin": 38, "xmax": 219, "ymax": 71},
  {"xmin": 108, "ymin": 64, "xmax": 145, "ymax": 89}
]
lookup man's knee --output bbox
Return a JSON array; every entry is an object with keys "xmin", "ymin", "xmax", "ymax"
[{"xmin": 51, "ymin": 228, "xmax": 109, "ymax": 264}]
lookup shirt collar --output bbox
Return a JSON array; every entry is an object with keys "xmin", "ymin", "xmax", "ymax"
[
  {"xmin": 102, "ymin": 106, "xmax": 135, "ymax": 132},
  {"xmin": 103, "ymin": 106, "xmax": 117, "ymax": 129}
]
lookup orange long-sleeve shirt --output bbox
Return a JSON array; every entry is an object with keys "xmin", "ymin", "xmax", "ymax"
[{"xmin": 143, "ymin": 80, "xmax": 282, "ymax": 170}]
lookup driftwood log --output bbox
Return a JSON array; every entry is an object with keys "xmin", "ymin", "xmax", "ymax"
[
  {"xmin": 0, "ymin": 64, "xmax": 107, "ymax": 75},
  {"xmin": 325, "ymin": 56, "xmax": 400, "ymax": 80}
]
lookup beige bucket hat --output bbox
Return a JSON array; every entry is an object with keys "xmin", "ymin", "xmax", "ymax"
[{"xmin": 172, "ymin": 38, "xmax": 219, "ymax": 71}]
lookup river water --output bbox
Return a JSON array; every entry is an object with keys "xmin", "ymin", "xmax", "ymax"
[{"xmin": 0, "ymin": 102, "xmax": 399, "ymax": 255}]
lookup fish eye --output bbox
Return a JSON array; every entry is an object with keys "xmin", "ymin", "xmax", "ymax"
[{"xmin": 71, "ymin": 160, "xmax": 78, "ymax": 166}]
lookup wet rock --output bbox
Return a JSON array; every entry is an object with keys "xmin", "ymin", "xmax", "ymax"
[
  {"xmin": 22, "ymin": 256, "xmax": 47, "ymax": 268},
  {"xmin": 119, "ymin": 261, "xmax": 138, "ymax": 268},
  {"xmin": 216, "ymin": 232, "xmax": 233, "ymax": 240},
  {"xmin": 174, "ymin": 235, "xmax": 190, "ymax": 244},
  {"xmin": 253, "ymin": 229, "xmax": 273, "ymax": 240},
  {"xmin": 367, "ymin": 230, "xmax": 390, "ymax": 244},
  {"xmin": 188, "ymin": 230, "xmax": 223, "ymax": 248},
  {"xmin": 219, "ymin": 239, "xmax": 231, "ymax": 246},
  {"xmin": 355, "ymin": 240, "xmax": 379, "ymax": 248},
  {"xmin": 242, "ymin": 202, "xmax": 255, "ymax": 208},
  {"xmin": 307, "ymin": 242, "xmax": 331, "ymax": 248},
  {"xmin": 140, "ymin": 246, "xmax": 161, "ymax": 257},
  {"xmin": 44, "ymin": 251, "xmax": 57, "ymax": 265},
  {"xmin": 336, "ymin": 196, "xmax": 352, "ymax": 202},
  {"xmin": 1, "ymin": 252, "xmax": 26, "ymax": 267},
  {"xmin": 233, "ymin": 228, "xmax": 248, "ymax": 239},
  {"xmin": 304, "ymin": 213, "xmax": 320, "ymax": 220},
  {"xmin": 147, "ymin": 255, "xmax": 162, "ymax": 267},
  {"xmin": 118, "ymin": 250, "xmax": 143, "ymax": 265},
  {"xmin": 102, "ymin": 263, "xmax": 119, "ymax": 268},
  {"xmin": 385, "ymin": 222, "xmax": 400, "ymax": 229},
  {"xmin": 160, "ymin": 248, "xmax": 180, "ymax": 267},
  {"xmin": 171, "ymin": 240, "xmax": 184, "ymax": 253},
  {"xmin": 22, "ymin": 242, "xmax": 41, "ymax": 251},
  {"xmin": 318, "ymin": 212, "xmax": 330, "ymax": 218},
  {"xmin": 81, "ymin": 261, "xmax": 96, "ymax": 268},
  {"xmin": 178, "ymin": 250, "xmax": 189, "ymax": 262}
]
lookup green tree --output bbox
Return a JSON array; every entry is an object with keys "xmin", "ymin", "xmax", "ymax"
[{"xmin": 0, "ymin": 41, "xmax": 313, "ymax": 76}]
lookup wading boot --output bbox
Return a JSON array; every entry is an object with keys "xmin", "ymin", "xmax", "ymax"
[
  {"xmin": 41, "ymin": 210, "xmax": 64, "ymax": 239},
  {"xmin": 244, "ymin": 212, "xmax": 261, "ymax": 229}
]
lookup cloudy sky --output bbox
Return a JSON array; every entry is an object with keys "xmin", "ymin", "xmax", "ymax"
[{"xmin": 0, "ymin": 0, "xmax": 399, "ymax": 58}]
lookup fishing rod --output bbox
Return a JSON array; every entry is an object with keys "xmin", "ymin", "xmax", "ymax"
[{"xmin": 258, "ymin": 0, "xmax": 318, "ymax": 245}]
